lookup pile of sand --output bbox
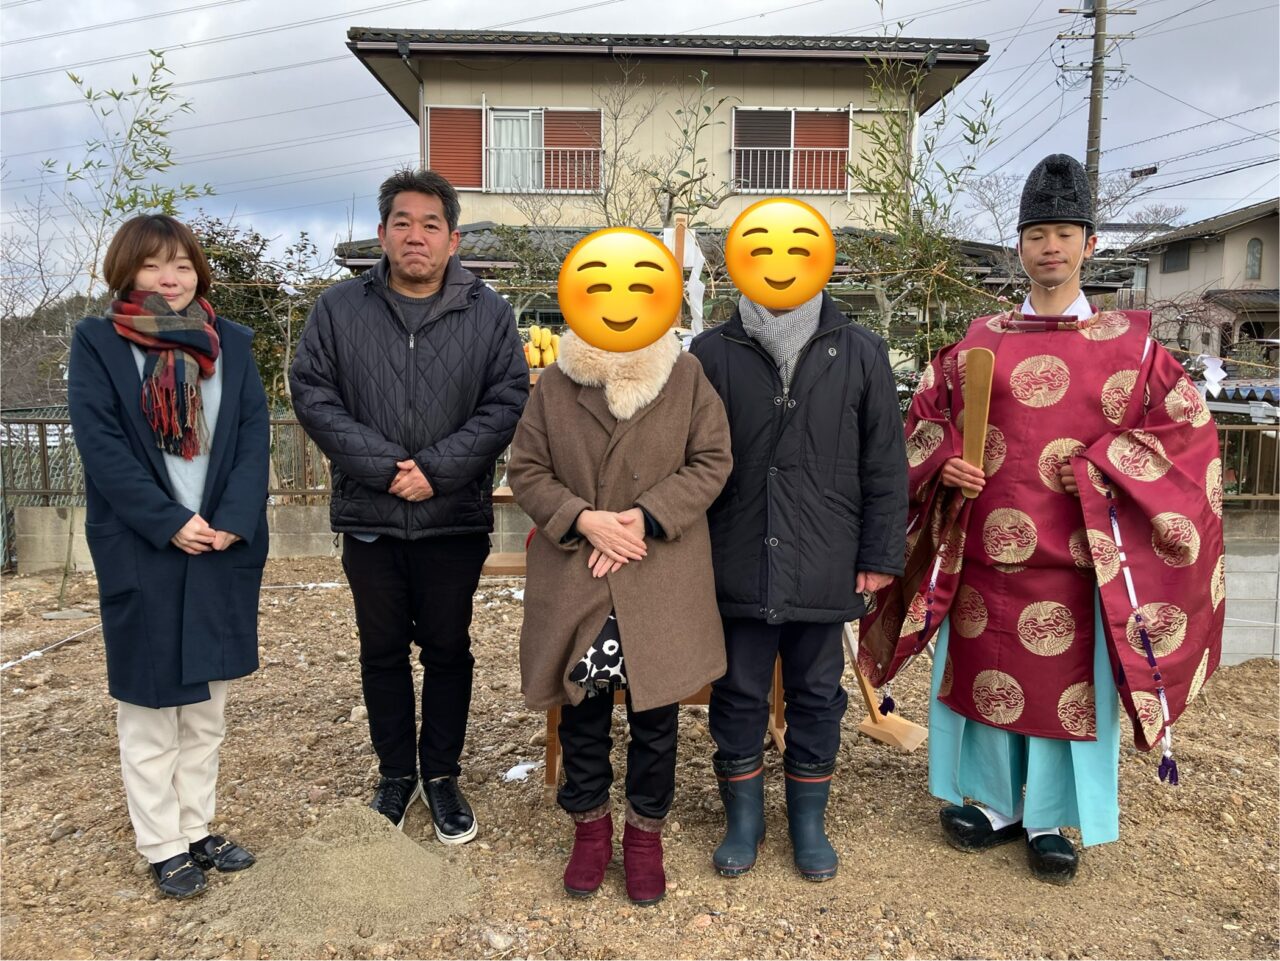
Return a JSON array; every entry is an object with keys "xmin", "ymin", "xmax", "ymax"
[{"xmin": 201, "ymin": 802, "xmax": 474, "ymax": 950}]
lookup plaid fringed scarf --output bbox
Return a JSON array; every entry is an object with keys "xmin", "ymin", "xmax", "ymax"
[{"xmin": 109, "ymin": 291, "xmax": 221, "ymax": 460}]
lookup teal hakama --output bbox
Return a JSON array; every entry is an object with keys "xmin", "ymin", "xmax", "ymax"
[{"xmin": 927, "ymin": 595, "xmax": 1121, "ymax": 847}]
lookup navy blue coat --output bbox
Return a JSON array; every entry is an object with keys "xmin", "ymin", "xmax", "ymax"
[
  {"xmin": 690, "ymin": 295, "xmax": 908, "ymax": 625},
  {"xmin": 67, "ymin": 315, "xmax": 270, "ymax": 708}
]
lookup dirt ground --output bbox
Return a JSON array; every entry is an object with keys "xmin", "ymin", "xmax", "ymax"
[{"xmin": 2, "ymin": 557, "xmax": 1278, "ymax": 961}]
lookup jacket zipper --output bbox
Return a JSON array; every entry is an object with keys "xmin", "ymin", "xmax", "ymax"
[
  {"xmin": 376, "ymin": 292, "xmax": 417, "ymax": 539},
  {"xmin": 364, "ymin": 270, "xmax": 480, "ymax": 538},
  {"xmin": 723, "ymin": 323, "xmax": 849, "ymax": 620}
]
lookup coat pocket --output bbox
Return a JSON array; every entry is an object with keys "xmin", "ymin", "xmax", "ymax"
[
  {"xmin": 822, "ymin": 487, "xmax": 861, "ymax": 518},
  {"xmin": 85, "ymin": 519, "xmax": 139, "ymax": 599}
]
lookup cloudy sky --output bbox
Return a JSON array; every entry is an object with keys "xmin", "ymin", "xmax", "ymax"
[{"xmin": 3, "ymin": 0, "xmax": 1277, "ymax": 266}]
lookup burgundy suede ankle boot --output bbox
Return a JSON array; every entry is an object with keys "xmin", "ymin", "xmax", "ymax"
[
  {"xmin": 563, "ymin": 806, "xmax": 612, "ymax": 897},
  {"xmin": 622, "ymin": 806, "xmax": 666, "ymax": 906}
]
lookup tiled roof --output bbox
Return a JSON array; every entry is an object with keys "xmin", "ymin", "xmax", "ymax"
[
  {"xmin": 1204, "ymin": 288, "xmax": 1280, "ymax": 311},
  {"xmin": 1129, "ymin": 198, "xmax": 1279, "ymax": 251},
  {"xmin": 346, "ymin": 28, "xmax": 988, "ymax": 59}
]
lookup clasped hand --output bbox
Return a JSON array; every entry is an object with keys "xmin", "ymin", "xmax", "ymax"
[
  {"xmin": 170, "ymin": 514, "xmax": 241, "ymax": 555},
  {"xmin": 577, "ymin": 508, "xmax": 647, "ymax": 578}
]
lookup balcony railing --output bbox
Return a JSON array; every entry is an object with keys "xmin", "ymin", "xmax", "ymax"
[
  {"xmin": 485, "ymin": 147, "xmax": 602, "ymax": 194},
  {"xmin": 732, "ymin": 147, "xmax": 849, "ymax": 194}
]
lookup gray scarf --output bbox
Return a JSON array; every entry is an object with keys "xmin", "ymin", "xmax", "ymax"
[{"xmin": 738, "ymin": 291, "xmax": 824, "ymax": 390}]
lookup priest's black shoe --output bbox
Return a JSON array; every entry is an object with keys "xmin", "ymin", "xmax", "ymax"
[
  {"xmin": 424, "ymin": 775, "xmax": 477, "ymax": 844},
  {"xmin": 189, "ymin": 834, "xmax": 256, "ymax": 872},
  {"xmin": 939, "ymin": 804, "xmax": 1023, "ymax": 851},
  {"xmin": 1027, "ymin": 832, "xmax": 1078, "ymax": 884},
  {"xmin": 150, "ymin": 854, "xmax": 206, "ymax": 899}
]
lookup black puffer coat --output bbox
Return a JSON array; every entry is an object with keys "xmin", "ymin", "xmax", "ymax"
[
  {"xmin": 690, "ymin": 295, "xmax": 907, "ymax": 624},
  {"xmin": 290, "ymin": 256, "xmax": 528, "ymax": 538}
]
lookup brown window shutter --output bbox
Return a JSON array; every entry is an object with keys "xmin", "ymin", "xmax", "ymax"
[
  {"xmin": 734, "ymin": 110, "xmax": 790, "ymax": 191},
  {"xmin": 427, "ymin": 107, "xmax": 482, "ymax": 188},
  {"xmin": 793, "ymin": 112, "xmax": 848, "ymax": 192},
  {"xmin": 543, "ymin": 109, "xmax": 601, "ymax": 191}
]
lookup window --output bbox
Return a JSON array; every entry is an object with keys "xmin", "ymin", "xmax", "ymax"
[
  {"xmin": 487, "ymin": 108, "xmax": 602, "ymax": 193},
  {"xmin": 1246, "ymin": 237, "xmax": 1263, "ymax": 280},
  {"xmin": 732, "ymin": 108, "xmax": 849, "ymax": 194},
  {"xmin": 425, "ymin": 106, "xmax": 602, "ymax": 193},
  {"xmin": 1161, "ymin": 241, "xmax": 1190, "ymax": 273}
]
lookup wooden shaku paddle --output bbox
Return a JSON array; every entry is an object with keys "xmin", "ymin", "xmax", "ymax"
[{"xmin": 961, "ymin": 348, "xmax": 995, "ymax": 499}]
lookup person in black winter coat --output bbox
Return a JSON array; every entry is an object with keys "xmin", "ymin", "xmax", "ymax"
[
  {"xmin": 689, "ymin": 198, "xmax": 908, "ymax": 882},
  {"xmin": 289, "ymin": 169, "xmax": 528, "ymax": 840}
]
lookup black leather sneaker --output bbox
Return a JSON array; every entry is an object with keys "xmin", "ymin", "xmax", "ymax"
[
  {"xmin": 423, "ymin": 775, "xmax": 477, "ymax": 844},
  {"xmin": 189, "ymin": 834, "xmax": 256, "ymax": 872},
  {"xmin": 370, "ymin": 774, "xmax": 419, "ymax": 829},
  {"xmin": 939, "ymin": 804, "xmax": 1024, "ymax": 851},
  {"xmin": 1027, "ymin": 832, "xmax": 1079, "ymax": 884},
  {"xmin": 150, "ymin": 854, "xmax": 206, "ymax": 899}
]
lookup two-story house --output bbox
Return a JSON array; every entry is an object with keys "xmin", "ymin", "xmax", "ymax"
[
  {"xmin": 344, "ymin": 29, "xmax": 988, "ymax": 231},
  {"xmin": 1130, "ymin": 198, "xmax": 1279, "ymax": 364}
]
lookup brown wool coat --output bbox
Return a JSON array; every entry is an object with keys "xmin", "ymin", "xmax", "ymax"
[{"xmin": 509, "ymin": 338, "xmax": 732, "ymax": 712}]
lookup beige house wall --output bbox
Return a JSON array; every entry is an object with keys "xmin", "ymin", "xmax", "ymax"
[
  {"xmin": 422, "ymin": 57, "xmax": 896, "ymax": 230},
  {"xmin": 1145, "ymin": 238, "xmax": 1225, "ymax": 304},
  {"xmin": 1221, "ymin": 213, "xmax": 1279, "ymax": 289}
]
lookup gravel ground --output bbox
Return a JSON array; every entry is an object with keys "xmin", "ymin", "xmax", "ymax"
[{"xmin": 2, "ymin": 557, "xmax": 1277, "ymax": 960}]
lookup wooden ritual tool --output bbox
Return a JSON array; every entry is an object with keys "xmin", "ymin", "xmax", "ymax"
[
  {"xmin": 960, "ymin": 347, "xmax": 995, "ymax": 499},
  {"xmin": 844, "ymin": 624, "xmax": 927, "ymax": 752}
]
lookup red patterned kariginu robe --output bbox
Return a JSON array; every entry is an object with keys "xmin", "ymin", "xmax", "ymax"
[{"xmin": 861, "ymin": 309, "xmax": 1224, "ymax": 753}]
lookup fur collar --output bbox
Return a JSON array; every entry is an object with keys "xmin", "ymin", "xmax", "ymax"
[{"xmin": 556, "ymin": 330, "xmax": 682, "ymax": 420}]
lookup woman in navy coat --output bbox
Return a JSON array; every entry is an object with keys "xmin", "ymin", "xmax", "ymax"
[{"xmin": 67, "ymin": 214, "xmax": 269, "ymax": 900}]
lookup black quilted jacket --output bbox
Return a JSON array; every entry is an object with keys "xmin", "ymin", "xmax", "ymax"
[{"xmin": 289, "ymin": 256, "xmax": 529, "ymax": 539}]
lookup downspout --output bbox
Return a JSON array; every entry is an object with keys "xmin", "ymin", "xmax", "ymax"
[{"xmin": 398, "ymin": 41, "xmax": 426, "ymax": 169}]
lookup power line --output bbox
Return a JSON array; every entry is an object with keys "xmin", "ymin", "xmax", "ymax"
[
  {"xmin": 0, "ymin": 55, "xmax": 356, "ymax": 117},
  {"xmin": 1130, "ymin": 75, "xmax": 1272, "ymax": 139},
  {"xmin": 1131, "ymin": 156, "xmax": 1279, "ymax": 198},
  {"xmin": 2, "ymin": 0, "xmax": 434, "ymax": 82},
  {"xmin": 1101, "ymin": 102, "xmax": 1280, "ymax": 154},
  {"xmin": 485, "ymin": 0, "xmax": 629, "ymax": 30},
  {"xmin": 679, "ymin": 0, "xmax": 836, "ymax": 34},
  {"xmin": 1106, "ymin": 130, "xmax": 1280, "ymax": 173},
  {"xmin": 1, "ymin": 0, "xmax": 251, "ymax": 47},
  {"xmin": 5, "ymin": 94, "xmax": 389, "ymax": 160},
  {"xmin": 1133, "ymin": 1, "xmax": 1275, "ymax": 40}
]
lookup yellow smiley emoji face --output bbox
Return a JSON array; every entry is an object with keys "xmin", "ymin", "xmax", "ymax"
[
  {"xmin": 724, "ymin": 198, "xmax": 836, "ymax": 310},
  {"xmin": 558, "ymin": 228, "xmax": 682, "ymax": 352}
]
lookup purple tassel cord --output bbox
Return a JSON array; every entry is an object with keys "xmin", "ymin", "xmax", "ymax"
[
  {"xmin": 1158, "ymin": 754, "xmax": 1180, "ymax": 786},
  {"xmin": 878, "ymin": 694, "xmax": 896, "ymax": 716}
]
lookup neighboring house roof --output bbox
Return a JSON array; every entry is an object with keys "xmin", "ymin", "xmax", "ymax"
[
  {"xmin": 1204, "ymin": 288, "xmax": 1280, "ymax": 311},
  {"xmin": 346, "ymin": 28, "xmax": 988, "ymax": 58},
  {"xmin": 334, "ymin": 223, "xmax": 1022, "ymax": 291},
  {"xmin": 347, "ymin": 28, "xmax": 989, "ymax": 120},
  {"xmin": 1129, "ymin": 198, "xmax": 1279, "ymax": 252}
]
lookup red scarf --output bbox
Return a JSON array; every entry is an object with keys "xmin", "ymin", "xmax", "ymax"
[{"xmin": 109, "ymin": 291, "xmax": 220, "ymax": 460}]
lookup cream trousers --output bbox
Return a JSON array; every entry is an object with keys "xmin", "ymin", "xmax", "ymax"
[{"xmin": 116, "ymin": 681, "xmax": 228, "ymax": 864}]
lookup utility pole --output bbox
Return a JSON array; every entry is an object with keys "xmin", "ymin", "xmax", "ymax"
[{"xmin": 1059, "ymin": 0, "xmax": 1136, "ymax": 205}]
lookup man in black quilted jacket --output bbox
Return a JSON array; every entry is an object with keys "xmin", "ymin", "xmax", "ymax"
[{"xmin": 290, "ymin": 169, "xmax": 528, "ymax": 840}]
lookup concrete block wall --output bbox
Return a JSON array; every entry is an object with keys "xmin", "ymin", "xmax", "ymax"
[
  {"xmin": 13, "ymin": 503, "xmax": 1277, "ymax": 664},
  {"xmin": 1221, "ymin": 539, "xmax": 1279, "ymax": 665}
]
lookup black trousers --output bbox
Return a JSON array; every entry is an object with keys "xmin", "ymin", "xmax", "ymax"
[
  {"xmin": 709, "ymin": 618, "xmax": 848, "ymax": 766},
  {"xmin": 341, "ymin": 533, "xmax": 489, "ymax": 780},
  {"xmin": 557, "ymin": 691, "xmax": 679, "ymax": 821}
]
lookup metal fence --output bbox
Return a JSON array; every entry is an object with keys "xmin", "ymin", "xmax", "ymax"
[{"xmin": 1, "ymin": 417, "xmax": 1276, "ymax": 568}]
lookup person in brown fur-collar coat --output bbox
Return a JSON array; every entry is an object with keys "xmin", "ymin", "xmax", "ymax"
[{"xmin": 508, "ymin": 327, "xmax": 731, "ymax": 906}]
